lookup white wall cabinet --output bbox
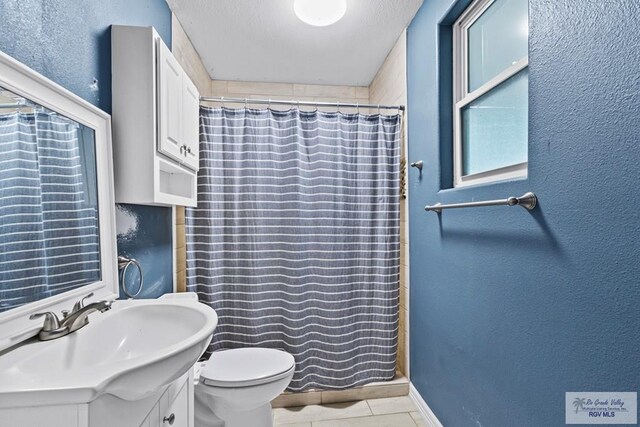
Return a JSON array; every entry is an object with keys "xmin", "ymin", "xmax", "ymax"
[
  {"xmin": 112, "ymin": 25, "xmax": 200, "ymax": 207},
  {"xmin": 181, "ymin": 76, "xmax": 201, "ymax": 172}
]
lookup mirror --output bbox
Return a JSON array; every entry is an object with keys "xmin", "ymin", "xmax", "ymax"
[
  {"xmin": 0, "ymin": 49, "xmax": 117, "ymax": 348},
  {"xmin": 0, "ymin": 86, "xmax": 101, "ymax": 312}
]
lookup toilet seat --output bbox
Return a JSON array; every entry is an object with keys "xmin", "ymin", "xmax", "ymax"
[{"xmin": 200, "ymin": 348, "xmax": 295, "ymax": 388}]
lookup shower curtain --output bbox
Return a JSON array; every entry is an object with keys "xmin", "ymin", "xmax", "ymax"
[
  {"xmin": 186, "ymin": 106, "xmax": 401, "ymax": 391},
  {"xmin": 0, "ymin": 112, "xmax": 100, "ymax": 312}
]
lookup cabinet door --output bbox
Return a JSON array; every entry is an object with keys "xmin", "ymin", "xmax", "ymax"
[
  {"xmin": 141, "ymin": 401, "xmax": 160, "ymax": 427},
  {"xmin": 181, "ymin": 75, "xmax": 200, "ymax": 172},
  {"xmin": 160, "ymin": 380, "xmax": 189, "ymax": 427},
  {"xmin": 157, "ymin": 38, "xmax": 184, "ymax": 164}
]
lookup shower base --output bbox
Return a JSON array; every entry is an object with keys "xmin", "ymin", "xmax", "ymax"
[{"xmin": 271, "ymin": 372, "xmax": 409, "ymax": 408}]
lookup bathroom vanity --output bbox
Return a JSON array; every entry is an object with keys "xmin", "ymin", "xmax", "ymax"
[
  {"xmin": 0, "ymin": 297, "xmax": 217, "ymax": 427},
  {"xmin": 1, "ymin": 344, "xmax": 193, "ymax": 427},
  {"xmin": 0, "ymin": 43, "xmax": 214, "ymax": 427}
]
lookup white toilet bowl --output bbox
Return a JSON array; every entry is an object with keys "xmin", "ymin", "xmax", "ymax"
[{"xmin": 194, "ymin": 348, "xmax": 295, "ymax": 427}]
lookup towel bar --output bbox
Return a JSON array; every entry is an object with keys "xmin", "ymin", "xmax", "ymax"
[{"xmin": 425, "ymin": 192, "xmax": 537, "ymax": 213}]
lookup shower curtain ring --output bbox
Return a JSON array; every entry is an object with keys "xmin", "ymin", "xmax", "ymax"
[
  {"xmin": 268, "ymin": 98, "xmax": 271, "ymax": 109},
  {"xmin": 244, "ymin": 98, "xmax": 248, "ymax": 109},
  {"xmin": 314, "ymin": 101, "xmax": 318, "ymax": 112},
  {"xmin": 221, "ymin": 96, "xmax": 225, "ymax": 108},
  {"xmin": 356, "ymin": 103, "xmax": 360, "ymax": 114},
  {"xmin": 377, "ymin": 104, "xmax": 381, "ymax": 114},
  {"xmin": 337, "ymin": 102, "xmax": 341, "ymax": 114}
]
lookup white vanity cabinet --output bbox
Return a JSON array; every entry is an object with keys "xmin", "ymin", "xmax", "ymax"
[
  {"xmin": 138, "ymin": 370, "xmax": 193, "ymax": 427},
  {"xmin": 89, "ymin": 370, "xmax": 194, "ymax": 427},
  {"xmin": 0, "ymin": 369, "xmax": 195, "ymax": 427},
  {"xmin": 111, "ymin": 25, "xmax": 200, "ymax": 207}
]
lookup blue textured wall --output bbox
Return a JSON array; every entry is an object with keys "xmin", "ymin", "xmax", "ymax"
[
  {"xmin": 0, "ymin": 0, "xmax": 174, "ymax": 299},
  {"xmin": 407, "ymin": 1, "xmax": 640, "ymax": 426},
  {"xmin": 115, "ymin": 204, "xmax": 173, "ymax": 298}
]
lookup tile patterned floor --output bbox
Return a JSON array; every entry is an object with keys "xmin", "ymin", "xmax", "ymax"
[{"xmin": 274, "ymin": 396, "xmax": 428, "ymax": 427}]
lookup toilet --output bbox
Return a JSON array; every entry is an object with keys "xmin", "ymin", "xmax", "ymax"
[{"xmin": 194, "ymin": 348, "xmax": 296, "ymax": 427}]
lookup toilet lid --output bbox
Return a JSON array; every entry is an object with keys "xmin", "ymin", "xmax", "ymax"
[{"xmin": 200, "ymin": 348, "xmax": 295, "ymax": 388}]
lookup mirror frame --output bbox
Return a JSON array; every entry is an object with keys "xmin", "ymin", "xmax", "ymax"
[{"xmin": 0, "ymin": 49, "xmax": 118, "ymax": 351}]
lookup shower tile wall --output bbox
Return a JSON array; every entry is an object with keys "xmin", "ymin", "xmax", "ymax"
[
  {"xmin": 171, "ymin": 14, "xmax": 212, "ymax": 97},
  {"xmin": 170, "ymin": 19, "xmax": 410, "ymax": 378},
  {"xmin": 208, "ymin": 80, "xmax": 371, "ymax": 112},
  {"xmin": 369, "ymin": 31, "xmax": 409, "ymax": 377}
]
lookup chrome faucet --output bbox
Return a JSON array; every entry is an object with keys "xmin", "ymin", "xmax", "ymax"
[
  {"xmin": 30, "ymin": 292, "xmax": 113, "ymax": 341},
  {"xmin": 60, "ymin": 298, "xmax": 113, "ymax": 333}
]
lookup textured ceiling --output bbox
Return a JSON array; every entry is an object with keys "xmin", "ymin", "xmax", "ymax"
[{"xmin": 166, "ymin": 0, "xmax": 423, "ymax": 86}]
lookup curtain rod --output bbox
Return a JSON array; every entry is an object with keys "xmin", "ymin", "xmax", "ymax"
[{"xmin": 199, "ymin": 96, "xmax": 405, "ymax": 112}]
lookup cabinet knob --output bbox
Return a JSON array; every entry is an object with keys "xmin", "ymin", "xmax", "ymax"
[{"xmin": 163, "ymin": 413, "xmax": 175, "ymax": 425}]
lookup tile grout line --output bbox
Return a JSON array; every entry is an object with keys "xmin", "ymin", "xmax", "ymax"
[
  {"xmin": 276, "ymin": 400, "xmax": 374, "ymax": 425},
  {"xmin": 365, "ymin": 399, "xmax": 374, "ymax": 415},
  {"xmin": 411, "ymin": 412, "xmax": 420, "ymax": 427},
  {"xmin": 277, "ymin": 397, "xmax": 419, "ymax": 425},
  {"xmin": 303, "ymin": 411, "xmax": 419, "ymax": 427}
]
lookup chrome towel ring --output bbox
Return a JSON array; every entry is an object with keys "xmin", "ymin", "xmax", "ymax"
[{"xmin": 118, "ymin": 255, "xmax": 144, "ymax": 298}]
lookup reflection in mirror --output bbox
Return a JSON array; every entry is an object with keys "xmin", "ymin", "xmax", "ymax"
[{"xmin": 0, "ymin": 85, "xmax": 101, "ymax": 312}]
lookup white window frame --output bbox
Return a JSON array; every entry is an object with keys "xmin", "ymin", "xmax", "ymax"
[{"xmin": 452, "ymin": 0, "xmax": 529, "ymax": 188}]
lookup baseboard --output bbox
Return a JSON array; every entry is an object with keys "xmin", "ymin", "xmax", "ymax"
[{"xmin": 409, "ymin": 382, "xmax": 443, "ymax": 427}]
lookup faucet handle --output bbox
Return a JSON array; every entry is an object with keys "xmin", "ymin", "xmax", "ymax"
[
  {"xmin": 29, "ymin": 312, "xmax": 61, "ymax": 331},
  {"xmin": 72, "ymin": 292, "xmax": 94, "ymax": 312},
  {"xmin": 103, "ymin": 300, "xmax": 114, "ymax": 310}
]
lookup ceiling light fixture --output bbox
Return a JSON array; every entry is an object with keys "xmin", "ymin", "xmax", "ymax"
[{"xmin": 294, "ymin": 0, "xmax": 347, "ymax": 27}]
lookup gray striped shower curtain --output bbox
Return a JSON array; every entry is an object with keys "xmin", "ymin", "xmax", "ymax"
[
  {"xmin": 186, "ymin": 107, "xmax": 401, "ymax": 391},
  {"xmin": 0, "ymin": 112, "xmax": 100, "ymax": 312}
]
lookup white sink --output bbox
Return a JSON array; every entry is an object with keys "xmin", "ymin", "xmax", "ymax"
[{"xmin": 0, "ymin": 296, "xmax": 217, "ymax": 408}]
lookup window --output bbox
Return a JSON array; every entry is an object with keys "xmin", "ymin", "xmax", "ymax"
[{"xmin": 452, "ymin": 0, "xmax": 529, "ymax": 187}]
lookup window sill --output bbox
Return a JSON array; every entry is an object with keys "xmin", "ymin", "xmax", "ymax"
[{"xmin": 438, "ymin": 170, "xmax": 528, "ymax": 195}]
